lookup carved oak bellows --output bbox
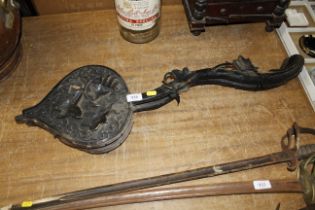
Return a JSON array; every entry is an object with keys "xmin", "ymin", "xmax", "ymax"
[
  {"xmin": 16, "ymin": 55, "xmax": 304, "ymax": 154},
  {"xmin": 182, "ymin": 0, "xmax": 290, "ymax": 36}
]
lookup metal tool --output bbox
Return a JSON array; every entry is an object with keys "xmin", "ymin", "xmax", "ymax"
[
  {"xmin": 4, "ymin": 123, "xmax": 315, "ymax": 209},
  {"xmin": 16, "ymin": 55, "xmax": 304, "ymax": 153}
]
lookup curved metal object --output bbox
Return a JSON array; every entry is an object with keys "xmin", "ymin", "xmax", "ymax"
[
  {"xmin": 300, "ymin": 154, "xmax": 315, "ymax": 206},
  {"xmin": 299, "ymin": 35, "xmax": 315, "ymax": 58},
  {"xmin": 0, "ymin": 0, "xmax": 21, "ymax": 81},
  {"xmin": 16, "ymin": 55, "xmax": 304, "ymax": 153}
]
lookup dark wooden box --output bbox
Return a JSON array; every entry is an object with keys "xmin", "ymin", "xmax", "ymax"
[{"xmin": 182, "ymin": 0, "xmax": 290, "ymax": 35}]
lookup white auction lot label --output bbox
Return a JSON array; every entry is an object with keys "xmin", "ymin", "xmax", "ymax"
[
  {"xmin": 115, "ymin": 0, "xmax": 160, "ymax": 31},
  {"xmin": 253, "ymin": 180, "xmax": 272, "ymax": 190},
  {"xmin": 126, "ymin": 93, "xmax": 143, "ymax": 102}
]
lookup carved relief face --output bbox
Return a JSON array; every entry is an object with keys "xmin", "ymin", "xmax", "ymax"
[{"xmin": 18, "ymin": 65, "xmax": 133, "ymax": 154}]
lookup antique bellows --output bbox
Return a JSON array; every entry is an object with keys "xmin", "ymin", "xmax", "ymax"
[{"xmin": 16, "ymin": 55, "xmax": 304, "ymax": 154}]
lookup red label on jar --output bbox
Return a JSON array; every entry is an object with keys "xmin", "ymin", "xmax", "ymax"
[{"xmin": 115, "ymin": 0, "xmax": 160, "ymax": 31}]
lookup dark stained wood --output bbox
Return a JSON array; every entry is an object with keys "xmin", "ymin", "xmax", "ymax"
[{"xmin": 183, "ymin": 0, "xmax": 289, "ymax": 35}]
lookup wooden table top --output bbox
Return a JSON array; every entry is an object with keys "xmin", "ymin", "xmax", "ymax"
[{"xmin": 1, "ymin": 5, "xmax": 315, "ymax": 210}]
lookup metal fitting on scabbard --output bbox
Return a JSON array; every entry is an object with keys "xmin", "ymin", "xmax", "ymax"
[{"xmin": 281, "ymin": 123, "xmax": 300, "ymax": 171}]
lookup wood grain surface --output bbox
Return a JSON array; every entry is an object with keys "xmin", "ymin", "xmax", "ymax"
[{"xmin": 1, "ymin": 5, "xmax": 315, "ymax": 210}]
